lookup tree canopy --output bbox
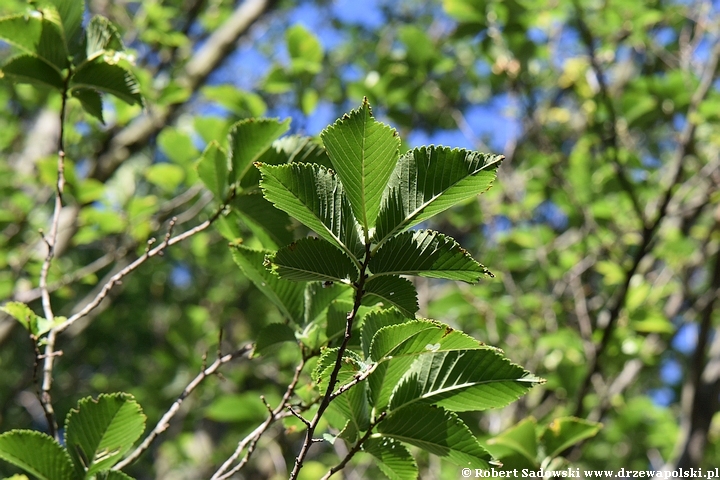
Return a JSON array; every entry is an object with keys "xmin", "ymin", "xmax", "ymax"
[{"xmin": 0, "ymin": 0, "xmax": 718, "ymax": 478}]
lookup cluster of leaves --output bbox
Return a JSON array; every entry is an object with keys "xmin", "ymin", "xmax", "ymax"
[
  {"xmin": 0, "ymin": 0, "xmax": 142, "ymax": 122},
  {"xmin": 197, "ymin": 98, "xmax": 547, "ymax": 477},
  {"xmin": 0, "ymin": 394, "xmax": 145, "ymax": 480}
]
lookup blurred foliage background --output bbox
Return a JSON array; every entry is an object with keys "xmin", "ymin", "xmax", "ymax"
[{"xmin": 1, "ymin": 0, "xmax": 719, "ymax": 478}]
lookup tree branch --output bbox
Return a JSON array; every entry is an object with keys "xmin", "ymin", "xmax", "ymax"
[
  {"xmin": 211, "ymin": 354, "xmax": 307, "ymax": 480},
  {"xmin": 37, "ymin": 72, "xmax": 72, "ymax": 439},
  {"xmin": 573, "ymin": 38, "xmax": 720, "ymax": 417},
  {"xmin": 114, "ymin": 344, "xmax": 252, "ymax": 470}
]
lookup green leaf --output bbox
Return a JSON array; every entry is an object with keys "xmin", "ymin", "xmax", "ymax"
[
  {"xmin": 313, "ymin": 348, "xmax": 365, "ymax": 388},
  {"xmin": 0, "ymin": 13, "xmax": 68, "ymax": 71},
  {"xmin": 103, "ymin": 471, "xmax": 135, "ymax": 480},
  {"xmin": 72, "ymin": 88, "xmax": 104, "ymax": 123},
  {"xmin": 0, "ymin": 430, "xmax": 74, "ymax": 480},
  {"xmin": 304, "ymin": 282, "xmax": 347, "ymax": 326},
  {"xmin": 157, "ymin": 127, "xmax": 200, "ymax": 166},
  {"xmin": 70, "ymin": 57, "xmax": 142, "ymax": 106},
  {"xmin": 1, "ymin": 54, "xmax": 64, "ymax": 90},
  {"xmin": 257, "ymin": 162, "xmax": 364, "ymax": 261},
  {"xmin": 230, "ymin": 245, "xmax": 305, "ymax": 323},
  {"xmin": 84, "ymin": 16, "xmax": 123, "ymax": 60},
  {"xmin": 374, "ymin": 147, "xmax": 502, "ymax": 245},
  {"xmin": 362, "ymin": 437, "xmax": 418, "ymax": 480},
  {"xmin": 47, "ymin": 0, "xmax": 85, "ymax": 54},
  {"xmin": 286, "ymin": 24, "xmax": 323, "ymax": 74},
  {"xmin": 1, "ymin": 301, "xmax": 53, "ymax": 337},
  {"xmin": 541, "ymin": 417, "xmax": 602, "ymax": 458},
  {"xmin": 320, "ymin": 98, "xmax": 401, "ymax": 234},
  {"xmin": 363, "ymin": 276, "xmax": 418, "ymax": 318},
  {"xmin": 377, "ymin": 404, "xmax": 492, "ymax": 469},
  {"xmin": 312, "ymin": 349, "xmax": 369, "ymax": 432},
  {"xmin": 64, "ymin": 393, "xmax": 146, "ymax": 476},
  {"xmin": 388, "ymin": 349, "xmax": 539, "ymax": 412},
  {"xmin": 144, "ymin": 163, "xmax": 185, "ymax": 192},
  {"xmin": 195, "ymin": 141, "xmax": 228, "ymax": 199},
  {"xmin": 329, "ymin": 367, "xmax": 371, "ymax": 433},
  {"xmin": 201, "ymin": 85, "xmax": 267, "ymax": 117},
  {"xmin": 232, "ymin": 192, "xmax": 294, "ymax": 250},
  {"xmin": 326, "ymin": 300, "xmax": 352, "ymax": 341},
  {"xmin": 486, "ymin": 417, "xmax": 539, "ymax": 467},
  {"xmin": 361, "ymin": 309, "xmax": 409, "ymax": 360},
  {"xmin": 204, "ymin": 393, "xmax": 268, "ymax": 424},
  {"xmin": 240, "ymin": 135, "xmax": 332, "ymax": 193},
  {"xmin": 371, "ymin": 230, "xmax": 491, "ymax": 283},
  {"xmin": 368, "ymin": 320, "xmax": 483, "ymax": 409},
  {"xmin": 254, "ymin": 323, "xmax": 297, "ymax": 356},
  {"xmin": 228, "ymin": 118, "xmax": 290, "ymax": 183},
  {"xmin": 269, "ymin": 237, "xmax": 360, "ymax": 283}
]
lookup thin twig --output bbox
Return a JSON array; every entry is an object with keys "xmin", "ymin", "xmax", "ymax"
[
  {"xmin": 114, "ymin": 344, "xmax": 252, "ymax": 470},
  {"xmin": 319, "ymin": 412, "xmax": 388, "ymax": 480},
  {"xmin": 212, "ymin": 355, "xmax": 307, "ymax": 480},
  {"xmin": 37, "ymin": 73, "xmax": 71, "ymax": 439},
  {"xmin": 289, "ymin": 243, "xmax": 372, "ymax": 480}
]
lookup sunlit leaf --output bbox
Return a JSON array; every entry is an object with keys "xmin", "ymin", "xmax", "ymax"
[
  {"xmin": 378, "ymin": 404, "xmax": 493, "ymax": 469},
  {"xmin": 0, "ymin": 430, "xmax": 74, "ymax": 480},
  {"xmin": 361, "ymin": 309, "xmax": 409, "ymax": 360},
  {"xmin": 374, "ymin": 146, "xmax": 502, "ymax": 245},
  {"xmin": 47, "ymin": 0, "xmax": 85, "ymax": 54},
  {"xmin": 320, "ymin": 98, "xmax": 400, "ymax": 234},
  {"xmin": 363, "ymin": 276, "xmax": 418, "ymax": 318},
  {"xmin": 372, "ymin": 230, "xmax": 491, "ymax": 283},
  {"xmin": 368, "ymin": 319, "xmax": 482, "ymax": 409},
  {"xmin": 269, "ymin": 237, "xmax": 360, "ymax": 283},
  {"xmin": 0, "ymin": 13, "xmax": 68, "ymax": 71},
  {"xmin": 228, "ymin": 118, "xmax": 290, "ymax": 183},
  {"xmin": 195, "ymin": 141, "xmax": 228, "ymax": 199},
  {"xmin": 230, "ymin": 245, "xmax": 305, "ymax": 323},
  {"xmin": 64, "ymin": 393, "xmax": 146, "ymax": 476},
  {"xmin": 541, "ymin": 417, "xmax": 602, "ymax": 458},
  {"xmin": 258, "ymin": 162, "xmax": 364, "ymax": 260},
  {"xmin": 388, "ymin": 349, "xmax": 540, "ymax": 412},
  {"xmin": 362, "ymin": 437, "xmax": 418, "ymax": 480},
  {"xmin": 486, "ymin": 417, "xmax": 539, "ymax": 467},
  {"xmin": 84, "ymin": 15, "xmax": 123, "ymax": 59}
]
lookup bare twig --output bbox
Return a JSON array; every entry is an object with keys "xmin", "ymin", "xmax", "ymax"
[
  {"xmin": 114, "ymin": 344, "xmax": 252, "ymax": 470},
  {"xmin": 37, "ymin": 73, "xmax": 72, "ymax": 439},
  {"xmin": 38, "ymin": 187, "xmax": 236, "ymax": 439},
  {"xmin": 289, "ymin": 243, "xmax": 372, "ymax": 480},
  {"xmin": 212, "ymin": 355, "xmax": 307, "ymax": 480}
]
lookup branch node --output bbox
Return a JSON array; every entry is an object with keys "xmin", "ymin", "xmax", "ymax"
[{"xmin": 287, "ymin": 406, "xmax": 311, "ymax": 427}]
